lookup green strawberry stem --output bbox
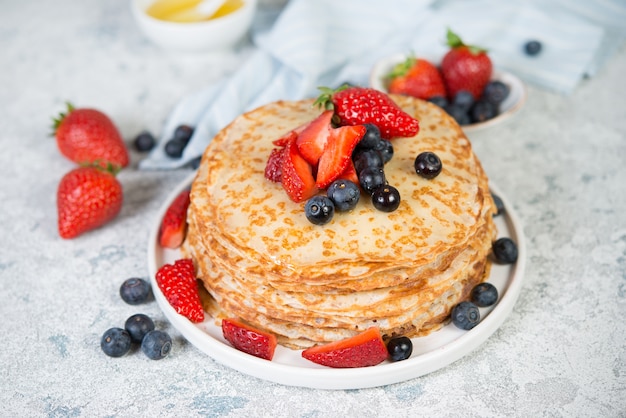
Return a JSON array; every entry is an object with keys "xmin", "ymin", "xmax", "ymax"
[
  {"xmin": 79, "ymin": 160, "xmax": 121, "ymax": 175},
  {"xmin": 446, "ymin": 28, "xmax": 487, "ymax": 55},
  {"xmin": 385, "ymin": 55, "xmax": 417, "ymax": 80},
  {"xmin": 51, "ymin": 101, "xmax": 75, "ymax": 135},
  {"xmin": 313, "ymin": 85, "xmax": 349, "ymax": 111}
]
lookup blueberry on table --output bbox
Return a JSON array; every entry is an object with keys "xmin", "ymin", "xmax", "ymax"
[
  {"xmin": 491, "ymin": 192, "xmax": 505, "ymax": 216},
  {"xmin": 453, "ymin": 90, "xmax": 475, "ymax": 111},
  {"xmin": 141, "ymin": 330, "xmax": 172, "ymax": 360},
  {"xmin": 119, "ymin": 277, "xmax": 152, "ymax": 305},
  {"xmin": 305, "ymin": 195, "xmax": 335, "ymax": 225},
  {"xmin": 414, "ymin": 151, "xmax": 442, "ymax": 179},
  {"xmin": 133, "ymin": 131, "xmax": 156, "ymax": 152},
  {"xmin": 471, "ymin": 282, "xmax": 499, "ymax": 307},
  {"xmin": 173, "ymin": 124, "xmax": 194, "ymax": 144},
  {"xmin": 164, "ymin": 138, "xmax": 186, "ymax": 158},
  {"xmin": 492, "ymin": 237, "xmax": 518, "ymax": 264},
  {"xmin": 101, "ymin": 327, "xmax": 132, "ymax": 357},
  {"xmin": 524, "ymin": 40, "xmax": 542, "ymax": 56},
  {"xmin": 483, "ymin": 81, "xmax": 510, "ymax": 105},
  {"xmin": 451, "ymin": 301, "xmax": 480, "ymax": 330},
  {"xmin": 387, "ymin": 336, "xmax": 413, "ymax": 361},
  {"xmin": 470, "ymin": 100, "xmax": 498, "ymax": 123},
  {"xmin": 125, "ymin": 313, "xmax": 155, "ymax": 343},
  {"xmin": 371, "ymin": 184, "xmax": 401, "ymax": 212},
  {"xmin": 444, "ymin": 104, "xmax": 471, "ymax": 125},
  {"xmin": 327, "ymin": 179, "xmax": 360, "ymax": 212},
  {"xmin": 428, "ymin": 95, "xmax": 448, "ymax": 108}
]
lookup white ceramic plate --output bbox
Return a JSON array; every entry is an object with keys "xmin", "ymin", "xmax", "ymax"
[
  {"xmin": 369, "ymin": 53, "xmax": 527, "ymax": 134},
  {"xmin": 148, "ymin": 172, "xmax": 526, "ymax": 390}
]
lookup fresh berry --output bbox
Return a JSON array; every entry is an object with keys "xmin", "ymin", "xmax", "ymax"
[
  {"xmin": 159, "ymin": 189, "xmax": 190, "ymax": 249},
  {"xmin": 133, "ymin": 130, "xmax": 156, "ymax": 152},
  {"xmin": 120, "ymin": 278, "xmax": 152, "ymax": 305},
  {"xmin": 524, "ymin": 40, "xmax": 542, "ymax": 56},
  {"xmin": 470, "ymin": 100, "xmax": 498, "ymax": 123},
  {"xmin": 358, "ymin": 166, "xmax": 386, "ymax": 195},
  {"xmin": 295, "ymin": 110, "xmax": 333, "ymax": 165},
  {"xmin": 414, "ymin": 152, "xmax": 442, "ymax": 179},
  {"xmin": 187, "ymin": 155, "xmax": 202, "ymax": 170},
  {"xmin": 386, "ymin": 56, "xmax": 447, "ymax": 100},
  {"xmin": 57, "ymin": 165, "xmax": 123, "ymax": 239},
  {"xmin": 491, "ymin": 192, "xmax": 505, "ymax": 216},
  {"xmin": 353, "ymin": 149, "xmax": 384, "ymax": 174},
  {"xmin": 315, "ymin": 86, "xmax": 420, "ymax": 139},
  {"xmin": 125, "ymin": 313, "xmax": 155, "ymax": 343},
  {"xmin": 301, "ymin": 327, "xmax": 388, "ymax": 368},
  {"xmin": 305, "ymin": 195, "xmax": 335, "ymax": 225},
  {"xmin": 444, "ymin": 104, "xmax": 470, "ymax": 125},
  {"xmin": 371, "ymin": 184, "xmax": 401, "ymax": 212},
  {"xmin": 492, "ymin": 237, "xmax": 518, "ymax": 264},
  {"xmin": 101, "ymin": 327, "xmax": 132, "ymax": 357},
  {"xmin": 374, "ymin": 139, "xmax": 394, "ymax": 164},
  {"xmin": 155, "ymin": 259, "xmax": 205, "ymax": 323},
  {"xmin": 173, "ymin": 124, "xmax": 194, "ymax": 144},
  {"xmin": 471, "ymin": 283, "xmax": 499, "ymax": 307},
  {"xmin": 52, "ymin": 103, "xmax": 129, "ymax": 168},
  {"xmin": 327, "ymin": 179, "xmax": 360, "ymax": 212},
  {"xmin": 316, "ymin": 125, "xmax": 365, "ymax": 189},
  {"xmin": 483, "ymin": 81, "xmax": 510, "ymax": 105},
  {"xmin": 451, "ymin": 301, "xmax": 480, "ymax": 330},
  {"xmin": 222, "ymin": 318, "xmax": 277, "ymax": 361},
  {"xmin": 337, "ymin": 160, "xmax": 360, "ymax": 185},
  {"xmin": 264, "ymin": 147, "xmax": 285, "ymax": 183},
  {"xmin": 164, "ymin": 138, "xmax": 186, "ymax": 158},
  {"xmin": 141, "ymin": 330, "xmax": 172, "ymax": 360},
  {"xmin": 441, "ymin": 29, "xmax": 493, "ymax": 99},
  {"xmin": 280, "ymin": 136, "xmax": 318, "ymax": 203},
  {"xmin": 355, "ymin": 124, "xmax": 383, "ymax": 151},
  {"xmin": 386, "ymin": 336, "xmax": 413, "ymax": 361},
  {"xmin": 452, "ymin": 90, "xmax": 475, "ymax": 112},
  {"xmin": 428, "ymin": 95, "xmax": 448, "ymax": 108}
]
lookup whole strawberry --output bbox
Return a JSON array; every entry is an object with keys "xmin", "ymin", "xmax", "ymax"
[
  {"xmin": 155, "ymin": 259, "xmax": 204, "ymax": 323},
  {"xmin": 441, "ymin": 29, "xmax": 493, "ymax": 99},
  {"xmin": 387, "ymin": 56, "xmax": 447, "ymax": 100},
  {"xmin": 57, "ymin": 165, "xmax": 123, "ymax": 239},
  {"xmin": 315, "ymin": 86, "xmax": 419, "ymax": 139},
  {"xmin": 53, "ymin": 103, "xmax": 129, "ymax": 168}
]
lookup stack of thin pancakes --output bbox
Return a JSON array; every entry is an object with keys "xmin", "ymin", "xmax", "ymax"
[{"xmin": 182, "ymin": 95, "xmax": 497, "ymax": 349}]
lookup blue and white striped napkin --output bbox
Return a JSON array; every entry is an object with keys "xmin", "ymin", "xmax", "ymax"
[{"xmin": 139, "ymin": 0, "xmax": 626, "ymax": 170}]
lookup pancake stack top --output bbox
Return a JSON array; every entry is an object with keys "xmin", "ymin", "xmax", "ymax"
[{"xmin": 182, "ymin": 95, "xmax": 496, "ymax": 349}]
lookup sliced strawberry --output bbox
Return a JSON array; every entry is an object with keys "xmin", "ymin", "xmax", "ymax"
[
  {"xmin": 280, "ymin": 136, "xmax": 318, "ymax": 202},
  {"xmin": 272, "ymin": 130, "xmax": 298, "ymax": 147},
  {"xmin": 264, "ymin": 147, "xmax": 285, "ymax": 183},
  {"xmin": 301, "ymin": 327, "xmax": 388, "ymax": 368},
  {"xmin": 222, "ymin": 318, "xmax": 277, "ymax": 361},
  {"xmin": 155, "ymin": 259, "xmax": 204, "ymax": 323},
  {"xmin": 296, "ymin": 110, "xmax": 333, "ymax": 165},
  {"xmin": 315, "ymin": 125, "xmax": 365, "ymax": 189},
  {"xmin": 337, "ymin": 160, "xmax": 359, "ymax": 185},
  {"xmin": 159, "ymin": 189, "xmax": 191, "ymax": 249}
]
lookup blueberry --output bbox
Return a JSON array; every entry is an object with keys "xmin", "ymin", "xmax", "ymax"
[
  {"xmin": 358, "ymin": 166, "xmax": 386, "ymax": 195},
  {"xmin": 327, "ymin": 179, "xmax": 360, "ymax": 212},
  {"xmin": 453, "ymin": 90, "xmax": 475, "ymax": 111},
  {"xmin": 470, "ymin": 100, "xmax": 498, "ymax": 123},
  {"xmin": 353, "ymin": 149, "xmax": 383, "ymax": 173},
  {"xmin": 483, "ymin": 81, "xmax": 510, "ymax": 105},
  {"xmin": 173, "ymin": 124, "xmax": 194, "ymax": 144},
  {"xmin": 305, "ymin": 195, "xmax": 335, "ymax": 225},
  {"xmin": 356, "ymin": 124, "xmax": 382, "ymax": 150},
  {"xmin": 373, "ymin": 139, "xmax": 394, "ymax": 164},
  {"xmin": 371, "ymin": 185, "xmax": 401, "ymax": 212},
  {"xmin": 428, "ymin": 95, "xmax": 448, "ymax": 108},
  {"xmin": 133, "ymin": 131, "xmax": 156, "ymax": 152},
  {"xmin": 491, "ymin": 193, "xmax": 505, "ymax": 216},
  {"xmin": 101, "ymin": 327, "xmax": 132, "ymax": 358},
  {"xmin": 414, "ymin": 152, "xmax": 442, "ymax": 179},
  {"xmin": 444, "ymin": 104, "xmax": 471, "ymax": 125},
  {"xmin": 141, "ymin": 330, "xmax": 172, "ymax": 360},
  {"xmin": 471, "ymin": 283, "xmax": 499, "ymax": 307},
  {"xmin": 451, "ymin": 301, "xmax": 480, "ymax": 330},
  {"xmin": 387, "ymin": 336, "xmax": 413, "ymax": 361},
  {"xmin": 524, "ymin": 40, "xmax": 542, "ymax": 56},
  {"xmin": 124, "ymin": 313, "xmax": 155, "ymax": 343},
  {"xmin": 164, "ymin": 138, "xmax": 186, "ymax": 158},
  {"xmin": 119, "ymin": 278, "xmax": 152, "ymax": 305},
  {"xmin": 492, "ymin": 237, "xmax": 518, "ymax": 264},
  {"xmin": 187, "ymin": 155, "xmax": 202, "ymax": 170}
]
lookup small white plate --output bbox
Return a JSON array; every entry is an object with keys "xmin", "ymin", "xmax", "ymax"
[
  {"xmin": 147, "ymin": 173, "xmax": 526, "ymax": 390},
  {"xmin": 369, "ymin": 53, "xmax": 527, "ymax": 134}
]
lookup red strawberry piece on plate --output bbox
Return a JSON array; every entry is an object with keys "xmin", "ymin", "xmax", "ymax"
[
  {"xmin": 264, "ymin": 147, "xmax": 286, "ymax": 183},
  {"xmin": 280, "ymin": 135, "xmax": 318, "ymax": 202},
  {"xmin": 296, "ymin": 110, "xmax": 333, "ymax": 165},
  {"xmin": 272, "ymin": 129, "xmax": 298, "ymax": 147},
  {"xmin": 57, "ymin": 164, "xmax": 123, "ymax": 239},
  {"xmin": 337, "ymin": 160, "xmax": 359, "ymax": 185},
  {"xmin": 441, "ymin": 28, "xmax": 493, "ymax": 99},
  {"xmin": 159, "ymin": 189, "xmax": 190, "ymax": 249},
  {"xmin": 316, "ymin": 125, "xmax": 365, "ymax": 189},
  {"xmin": 315, "ymin": 86, "xmax": 419, "ymax": 139},
  {"xmin": 301, "ymin": 327, "xmax": 388, "ymax": 368},
  {"xmin": 155, "ymin": 258, "xmax": 204, "ymax": 323},
  {"xmin": 52, "ymin": 103, "xmax": 129, "ymax": 169},
  {"xmin": 222, "ymin": 318, "xmax": 277, "ymax": 361},
  {"xmin": 387, "ymin": 56, "xmax": 447, "ymax": 100}
]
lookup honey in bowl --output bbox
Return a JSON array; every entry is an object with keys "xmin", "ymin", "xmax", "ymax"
[{"xmin": 146, "ymin": 0, "xmax": 244, "ymax": 23}]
